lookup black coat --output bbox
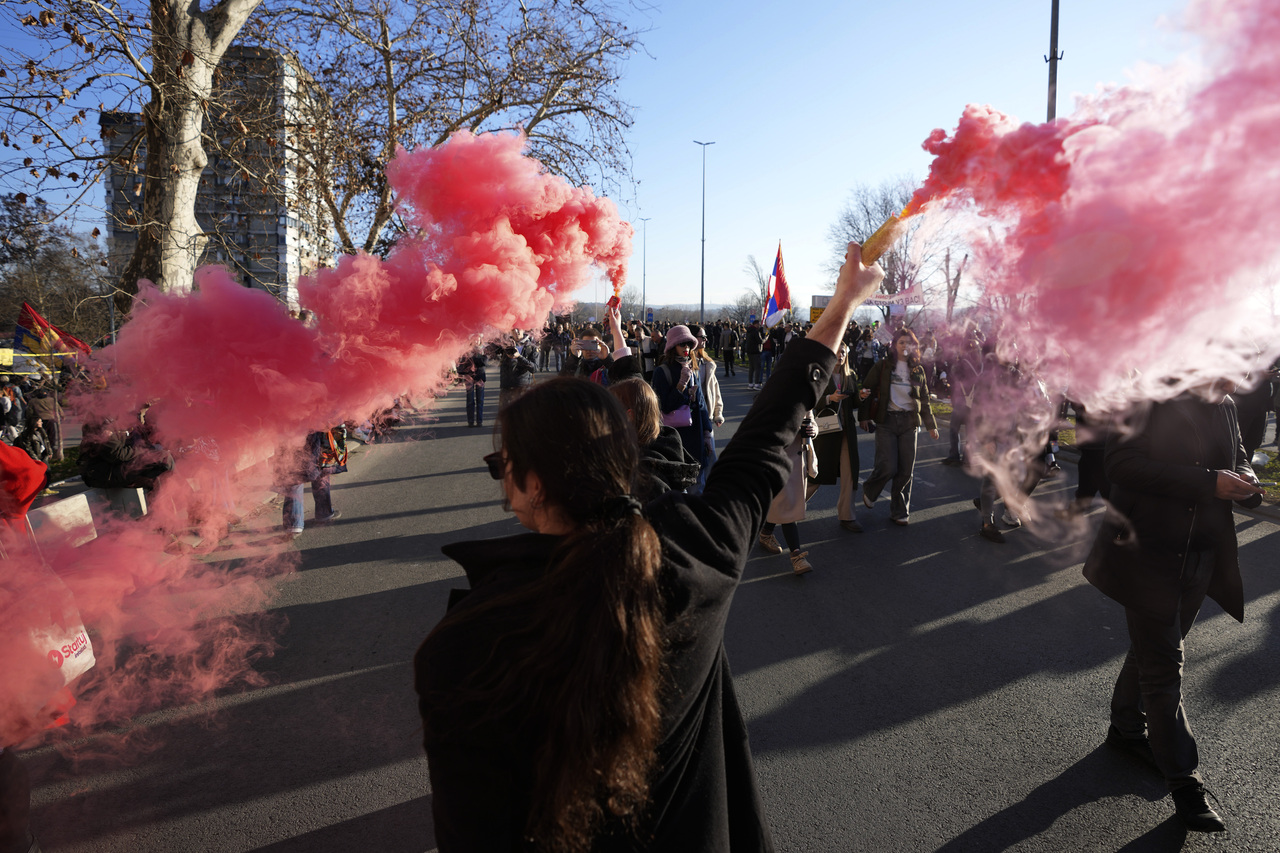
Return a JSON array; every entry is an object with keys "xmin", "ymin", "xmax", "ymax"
[
  {"xmin": 414, "ymin": 338, "xmax": 837, "ymax": 852},
  {"xmin": 1082, "ymin": 395, "xmax": 1261, "ymax": 625},
  {"xmin": 810, "ymin": 371, "xmax": 859, "ymax": 487},
  {"xmin": 637, "ymin": 425, "xmax": 701, "ymax": 500}
]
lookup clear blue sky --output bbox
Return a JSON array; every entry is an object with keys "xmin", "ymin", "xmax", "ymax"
[
  {"xmin": 614, "ymin": 0, "xmax": 1193, "ymax": 315},
  {"xmin": 1, "ymin": 0, "xmax": 1194, "ymax": 320}
]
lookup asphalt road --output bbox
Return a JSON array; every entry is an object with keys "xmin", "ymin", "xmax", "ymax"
[{"xmin": 22, "ymin": 370, "xmax": 1280, "ymax": 853}]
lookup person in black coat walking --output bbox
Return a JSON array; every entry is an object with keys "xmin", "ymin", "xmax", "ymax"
[
  {"xmin": 1083, "ymin": 386, "xmax": 1263, "ymax": 833},
  {"xmin": 413, "ymin": 242, "xmax": 884, "ymax": 852}
]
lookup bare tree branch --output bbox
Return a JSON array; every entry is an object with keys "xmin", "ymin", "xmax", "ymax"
[{"xmin": 247, "ymin": 0, "xmax": 643, "ymax": 256}]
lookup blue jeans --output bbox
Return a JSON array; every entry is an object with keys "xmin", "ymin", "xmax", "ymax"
[
  {"xmin": 691, "ymin": 429, "xmax": 717, "ymax": 494},
  {"xmin": 466, "ymin": 381, "xmax": 485, "ymax": 426},
  {"xmin": 761, "ymin": 351, "xmax": 775, "ymax": 383},
  {"xmin": 283, "ymin": 475, "xmax": 332, "ymax": 531}
]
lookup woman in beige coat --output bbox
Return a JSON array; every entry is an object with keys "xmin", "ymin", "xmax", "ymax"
[{"xmin": 758, "ymin": 413, "xmax": 818, "ymax": 574}]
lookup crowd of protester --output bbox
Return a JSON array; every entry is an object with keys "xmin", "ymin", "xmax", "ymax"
[
  {"xmin": 4, "ymin": 252, "xmax": 1279, "ymax": 851},
  {"xmin": 417, "ymin": 254, "xmax": 1279, "ymax": 845}
]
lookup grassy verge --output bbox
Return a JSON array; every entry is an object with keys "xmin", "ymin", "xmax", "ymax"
[
  {"xmin": 1253, "ymin": 449, "xmax": 1280, "ymax": 503},
  {"xmin": 48, "ymin": 445, "xmax": 79, "ymax": 484},
  {"xmin": 929, "ymin": 399, "xmax": 1077, "ymax": 446}
]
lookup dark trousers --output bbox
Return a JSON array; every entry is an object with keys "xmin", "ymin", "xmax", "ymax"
[
  {"xmin": 1110, "ymin": 550, "xmax": 1215, "ymax": 790},
  {"xmin": 46, "ymin": 418, "xmax": 62, "ymax": 462},
  {"xmin": 947, "ymin": 398, "xmax": 968, "ymax": 461},
  {"xmin": 465, "ymin": 381, "xmax": 485, "ymax": 426},
  {"xmin": 978, "ymin": 455, "xmax": 1046, "ymax": 524},
  {"xmin": 723, "ymin": 349, "xmax": 736, "ymax": 376},
  {"xmin": 0, "ymin": 749, "xmax": 32, "ymax": 853},
  {"xmin": 864, "ymin": 411, "xmax": 919, "ymax": 521},
  {"xmin": 1076, "ymin": 444, "xmax": 1110, "ymax": 503},
  {"xmin": 499, "ymin": 386, "xmax": 528, "ymax": 412},
  {"xmin": 747, "ymin": 353, "xmax": 762, "ymax": 385},
  {"xmin": 761, "ymin": 521, "xmax": 800, "ymax": 551}
]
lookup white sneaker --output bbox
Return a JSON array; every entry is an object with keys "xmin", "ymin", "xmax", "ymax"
[{"xmin": 1001, "ymin": 510, "xmax": 1022, "ymax": 528}]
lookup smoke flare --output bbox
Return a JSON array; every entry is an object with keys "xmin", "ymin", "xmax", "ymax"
[{"xmin": 2, "ymin": 130, "xmax": 631, "ymax": 749}]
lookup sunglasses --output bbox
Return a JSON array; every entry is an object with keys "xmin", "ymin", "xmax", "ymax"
[{"xmin": 483, "ymin": 451, "xmax": 505, "ymax": 480}]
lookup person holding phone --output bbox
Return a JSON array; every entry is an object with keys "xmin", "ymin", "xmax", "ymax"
[
  {"xmin": 1084, "ymin": 383, "xmax": 1264, "ymax": 833},
  {"xmin": 560, "ymin": 328, "xmax": 611, "ymax": 378}
]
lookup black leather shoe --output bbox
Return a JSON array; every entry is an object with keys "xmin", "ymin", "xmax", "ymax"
[
  {"xmin": 1171, "ymin": 783, "xmax": 1226, "ymax": 833},
  {"xmin": 1105, "ymin": 724, "xmax": 1158, "ymax": 770},
  {"xmin": 979, "ymin": 523, "xmax": 1005, "ymax": 543}
]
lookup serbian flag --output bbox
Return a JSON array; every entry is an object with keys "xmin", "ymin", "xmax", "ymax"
[
  {"xmin": 763, "ymin": 244, "xmax": 791, "ymax": 328},
  {"xmin": 13, "ymin": 303, "xmax": 90, "ymax": 365}
]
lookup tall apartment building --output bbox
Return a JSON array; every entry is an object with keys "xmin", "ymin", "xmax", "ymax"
[{"xmin": 100, "ymin": 46, "xmax": 331, "ymax": 308}]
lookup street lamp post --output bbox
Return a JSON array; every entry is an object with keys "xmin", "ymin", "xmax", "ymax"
[
  {"xmin": 1045, "ymin": 0, "xmax": 1063, "ymax": 121},
  {"xmin": 639, "ymin": 217, "xmax": 651, "ymax": 324},
  {"xmin": 693, "ymin": 140, "xmax": 715, "ymax": 324}
]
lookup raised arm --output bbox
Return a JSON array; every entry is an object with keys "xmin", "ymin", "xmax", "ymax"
[{"xmin": 687, "ymin": 243, "xmax": 884, "ymax": 574}]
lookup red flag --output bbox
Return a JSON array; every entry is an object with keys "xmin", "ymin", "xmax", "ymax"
[
  {"xmin": 13, "ymin": 303, "xmax": 90, "ymax": 361},
  {"xmin": 764, "ymin": 244, "xmax": 791, "ymax": 327}
]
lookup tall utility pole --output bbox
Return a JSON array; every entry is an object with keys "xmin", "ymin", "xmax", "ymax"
[
  {"xmin": 1046, "ymin": 0, "xmax": 1063, "ymax": 121},
  {"xmin": 639, "ymin": 217, "xmax": 651, "ymax": 323},
  {"xmin": 693, "ymin": 140, "xmax": 715, "ymax": 324}
]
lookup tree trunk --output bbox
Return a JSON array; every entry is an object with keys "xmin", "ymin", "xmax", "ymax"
[
  {"xmin": 944, "ymin": 249, "xmax": 967, "ymax": 324},
  {"xmin": 116, "ymin": 0, "xmax": 263, "ymax": 311}
]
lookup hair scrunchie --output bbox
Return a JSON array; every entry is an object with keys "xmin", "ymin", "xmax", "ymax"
[{"xmin": 598, "ymin": 494, "xmax": 643, "ymax": 523}]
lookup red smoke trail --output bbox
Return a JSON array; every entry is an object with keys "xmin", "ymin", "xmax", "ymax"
[
  {"xmin": 2, "ymin": 130, "xmax": 630, "ymax": 750},
  {"xmin": 303, "ymin": 129, "xmax": 631, "ymax": 405},
  {"xmin": 889, "ymin": 0, "xmax": 1280, "ymax": 528},
  {"xmin": 912, "ymin": 0, "xmax": 1280, "ymax": 405}
]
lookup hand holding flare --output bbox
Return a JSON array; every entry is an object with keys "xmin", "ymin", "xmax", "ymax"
[{"xmin": 860, "ymin": 201, "xmax": 921, "ymax": 265}]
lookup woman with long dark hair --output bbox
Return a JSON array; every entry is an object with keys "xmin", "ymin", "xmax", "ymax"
[
  {"xmin": 857, "ymin": 328, "xmax": 938, "ymax": 525},
  {"xmin": 414, "ymin": 243, "xmax": 884, "ymax": 852},
  {"xmin": 807, "ymin": 341, "xmax": 869, "ymax": 532}
]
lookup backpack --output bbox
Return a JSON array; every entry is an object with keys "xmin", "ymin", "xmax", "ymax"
[{"xmin": 317, "ymin": 427, "xmax": 348, "ymax": 474}]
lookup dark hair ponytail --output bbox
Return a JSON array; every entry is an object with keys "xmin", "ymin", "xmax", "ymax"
[{"xmin": 424, "ymin": 378, "xmax": 665, "ymax": 852}]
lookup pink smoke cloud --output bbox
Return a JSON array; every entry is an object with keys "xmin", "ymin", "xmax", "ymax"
[
  {"xmin": 914, "ymin": 0, "xmax": 1280, "ymax": 404},
  {"xmin": 3, "ymin": 130, "xmax": 631, "ymax": 749}
]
